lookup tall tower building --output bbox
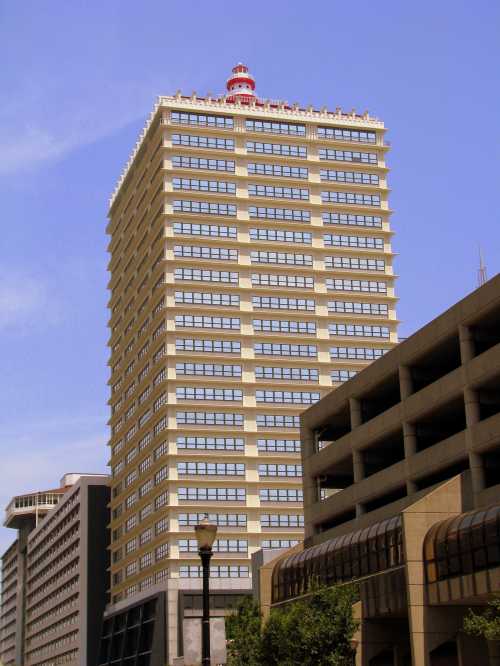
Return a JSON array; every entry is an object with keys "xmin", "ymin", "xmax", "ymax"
[{"xmin": 104, "ymin": 64, "xmax": 398, "ymax": 664}]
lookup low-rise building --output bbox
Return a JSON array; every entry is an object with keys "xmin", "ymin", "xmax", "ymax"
[
  {"xmin": 261, "ymin": 275, "xmax": 500, "ymax": 666},
  {"xmin": 0, "ymin": 473, "xmax": 110, "ymax": 666}
]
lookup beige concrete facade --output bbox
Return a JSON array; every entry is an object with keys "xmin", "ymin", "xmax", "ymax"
[{"xmin": 105, "ymin": 80, "xmax": 397, "ymax": 663}]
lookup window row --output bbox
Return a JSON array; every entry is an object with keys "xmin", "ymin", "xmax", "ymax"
[
  {"xmin": 246, "ymin": 119, "xmax": 305, "ymax": 136},
  {"xmin": 249, "ymin": 206, "xmax": 310, "ymax": 222},
  {"xmin": 253, "ymin": 319, "xmax": 316, "ymax": 334},
  {"xmin": 330, "ymin": 347, "xmax": 388, "ymax": 360},
  {"xmin": 174, "ymin": 268, "xmax": 239, "ymax": 283},
  {"xmin": 172, "ymin": 134, "xmax": 234, "ymax": 150},
  {"xmin": 176, "ymin": 362, "xmax": 242, "ymax": 377},
  {"xmin": 258, "ymin": 439, "xmax": 301, "ymax": 453},
  {"xmin": 176, "ymin": 339, "xmax": 241, "ymax": 353},
  {"xmin": 329, "ymin": 323, "xmax": 390, "ymax": 338},
  {"xmin": 320, "ymin": 170, "xmax": 379, "ymax": 185},
  {"xmin": 317, "ymin": 127, "xmax": 376, "ymax": 144},
  {"xmin": 255, "ymin": 343, "xmax": 317, "ymax": 357},
  {"xmin": 171, "ymin": 111, "xmax": 234, "ymax": 128},
  {"xmin": 250, "ymin": 250, "xmax": 312, "ymax": 266},
  {"xmin": 172, "ymin": 178, "xmax": 236, "ymax": 194},
  {"xmin": 175, "ymin": 291, "xmax": 240, "ymax": 307},
  {"xmin": 179, "ymin": 565, "xmax": 249, "ymax": 578},
  {"xmin": 319, "ymin": 148, "xmax": 377, "ymax": 164},
  {"xmin": 331, "ymin": 369, "xmax": 358, "ymax": 383},
  {"xmin": 249, "ymin": 228, "xmax": 312, "ymax": 244},
  {"xmin": 179, "ymin": 539, "xmax": 248, "ymax": 553},
  {"xmin": 174, "ymin": 245, "xmax": 238, "ymax": 260},
  {"xmin": 172, "ymin": 155, "xmax": 235, "ymax": 172},
  {"xmin": 322, "ymin": 212, "xmax": 382, "ymax": 228},
  {"xmin": 176, "ymin": 412, "xmax": 243, "ymax": 426},
  {"xmin": 256, "ymin": 390, "xmax": 320, "ymax": 405},
  {"xmin": 177, "ymin": 436, "xmax": 244, "ymax": 450},
  {"xmin": 326, "ymin": 256, "xmax": 386, "ymax": 272},
  {"xmin": 256, "ymin": 414, "xmax": 301, "ymax": 428},
  {"xmin": 175, "ymin": 315, "xmax": 240, "ymax": 329},
  {"xmin": 173, "ymin": 200, "xmax": 237, "ymax": 216},
  {"xmin": 178, "ymin": 513, "xmax": 247, "ymax": 527},
  {"xmin": 321, "ymin": 191, "xmax": 381, "ymax": 207},
  {"xmin": 261, "ymin": 514, "xmax": 304, "ymax": 528},
  {"xmin": 326, "ymin": 278, "xmax": 387, "ymax": 293},
  {"xmin": 173, "ymin": 222, "xmax": 237, "ymax": 238},
  {"xmin": 178, "ymin": 487, "xmax": 246, "ymax": 501},
  {"xmin": 252, "ymin": 296, "xmax": 315, "ymax": 311},
  {"xmin": 248, "ymin": 163, "xmax": 308, "ymax": 179},
  {"xmin": 324, "ymin": 234, "xmax": 384, "ymax": 250},
  {"xmin": 178, "ymin": 462, "xmax": 245, "ymax": 476},
  {"xmin": 260, "ymin": 488, "xmax": 303, "ymax": 502},
  {"xmin": 328, "ymin": 300, "xmax": 388, "ymax": 316},
  {"xmin": 255, "ymin": 366, "xmax": 318, "ymax": 382},
  {"xmin": 176, "ymin": 387, "xmax": 243, "ymax": 401},
  {"xmin": 259, "ymin": 464, "xmax": 303, "ymax": 477},
  {"xmin": 252, "ymin": 274, "xmax": 314, "ymax": 289},
  {"xmin": 246, "ymin": 141, "xmax": 307, "ymax": 157}
]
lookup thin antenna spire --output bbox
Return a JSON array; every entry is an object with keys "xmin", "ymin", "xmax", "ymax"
[{"xmin": 478, "ymin": 246, "xmax": 487, "ymax": 287}]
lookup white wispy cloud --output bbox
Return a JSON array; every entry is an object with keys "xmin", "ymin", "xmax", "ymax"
[{"xmin": 0, "ymin": 271, "xmax": 60, "ymax": 331}]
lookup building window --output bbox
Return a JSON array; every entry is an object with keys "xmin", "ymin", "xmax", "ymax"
[
  {"xmin": 328, "ymin": 301, "xmax": 388, "ymax": 316},
  {"xmin": 256, "ymin": 390, "xmax": 320, "ymax": 405},
  {"xmin": 253, "ymin": 319, "xmax": 316, "ymax": 334},
  {"xmin": 251, "ymin": 274, "xmax": 314, "ymax": 289},
  {"xmin": 320, "ymin": 170, "xmax": 379, "ymax": 185},
  {"xmin": 174, "ymin": 268, "xmax": 239, "ymax": 283},
  {"xmin": 262, "ymin": 539, "xmax": 300, "ymax": 549},
  {"xmin": 331, "ymin": 369, "xmax": 358, "ymax": 383},
  {"xmin": 171, "ymin": 134, "xmax": 234, "ymax": 150},
  {"xmin": 172, "ymin": 155, "xmax": 236, "ymax": 172},
  {"xmin": 252, "ymin": 296, "xmax": 315, "ymax": 312},
  {"xmin": 171, "ymin": 111, "xmax": 233, "ymax": 128},
  {"xmin": 323, "ymin": 234, "xmax": 384, "ymax": 250},
  {"xmin": 259, "ymin": 464, "xmax": 303, "ymax": 477},
  {"xmin": 178, "ymin": 513, "xmax": 247, "ymax": 527},
  {"xmin": 249, "ymin": 228, "xmax": 312, "ymax": 244},
  {"xmin": 248, "ymin": 206, "xmax": 310, "ymax": 223},
  {"xmin": 322, "ymin": 212, "xmax": 382, "ymax": 228},
  {"xmin": 178, "ymin": 487, "xmax": 246, "ymax": 501},
  {"xmin": 251, "ymin": 251, "xmax": 312, "ymax": 266},
  {"xmin": 172, "ymin": 200, "xmax": 237, "ymax": 216},
  {"xmin": 256, "ymin": 414, "xmax": 301, "ymax": 429},
  {"xmin": 317, "ymin": 126, "xmax": 376, "ymax": 143},
  {"xmin": 173, "ymin": 221, "xmax": 237, "ymax": 238},
  {"xmin": 326, "ymin": 278, "xmax": 387, "ymax": 294},
  {"xmin": 154, "ymin": 440, "xmax": 168, "ymax": 459},
  {"xmin": 260, "ymin": 489, "xmax": 303, "ymax": 502},
  {"xmin": 172, "ymin": 178, "xmax": 236, "ymax": 194},
  {"xmin": 176, "ymin": 387, "xmax": 243, "ymax": 401},
  {"xmin": 330, "ymin": 347, "xmax": 388, "ymax": 360},
  {"xmin": 176, "ymin": 363, "xmax": 242, "ymax": 378},
  {"xmin": 178, "ymin": 461, "xmax": 245, "ymax": 476},
  {"xmin": 254, "ymin": 343, "xmax": 317, "ymax": 358},
  {"xmin": 245, "ymin": 119, "xmax": 305, "ymax": 136},
  {"xmin": 175, "ymin": 338, "xmax": 241, "ymax": 354},
  {"xmin": 179, "ymin": 565, "xmax": 249, "ymax": 578},
  {"xmin": 175, "ymin": 315, "xmax": 240, "ymax": 330},
  {"xmin": 248, "ymin": 184, "xmax": 309, "ymax": 201},
  {"xmin": 155, "ymin": 543, "xmax": 169, "ymax": 561},
  {"xmin": 177, "ymin": 436, "xmax": 244, "ymax": 451},
  {"xmin": 248, "ymin": 163, "xmax": 308, "ymax": 179},
  {"xmin": 261, "ymin": 514, "xmax": 304, "ymax": 528},
  {"xmin": 318, "ymin": 148, "xmax": 378, "ymax": 164},
  {"xmin": 154, "ymin": 466, "xmax": 168, "ymax": 484},
  {"xmin": 154, "ymin": 491, "xmax": 168, "ymax": 509},
  {"xmin": 176, "ymin": 412, "xmax": 244, "ymax": 426},
  {"xmin": 326, "ymin": 256, "xmax": 385, "ymax": 272},
  {"xmin": 155, "ymin": 517, "xmax": 169, "ymax": 535},
  {"xmin": 321, "ymin": 191, "xmax": 381, "ymax": 207},
  {"xmin": 174, "ymin": 245, "xmax": 238, "ymax": 261},
  {"xmin": 175, "ymin": 291, "xmax": 240, "ymax": 307},
  {"xmin": 329, "ymin": 323, "xmax": 390, "ymax": 338},
  {"xmin": 246, "ymin": 141, "xmax": 307, "ymax": 157},
  {"xmin": 140, "ymin": 552, "xmax": 153, "ymax": 570},
  {"xmin": 125, "ymin": 538, "xmax": 137, "ymax": 554},
  {"xmin": 255, "ymin": 367, "xmax": 318, "ymax": 382},
  {"xmin": 258, "ymin": 439, "xmax": 301, "ymax": 453}
]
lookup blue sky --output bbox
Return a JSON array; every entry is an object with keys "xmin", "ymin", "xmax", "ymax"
[{"xmin": 0, "ymin": 0, "xmax": 498, "ymax": 553}]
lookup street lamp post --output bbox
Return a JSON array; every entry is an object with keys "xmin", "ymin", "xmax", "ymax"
[{"xmin": 195, "ymin": 518, "xmax": 217, "ymax": 666}]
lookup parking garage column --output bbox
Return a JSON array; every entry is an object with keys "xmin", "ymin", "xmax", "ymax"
[
  {"xmin": 459, "ymin": 324, "xmax": 475, "ymax": 363},
  {"xmin": 349, "ymin": 399, "xmax": 365, "ymax": 515},
  {"xmin": 403, "ymin": 422, "xmax": 418, "ymax": 494},
  {"xmin": 464, "ymin": 386, "xmax": 485, "ymax": 493},
  {"xmin": 399, "ymin": 365, "xmax": 413, "ymax": 400}
]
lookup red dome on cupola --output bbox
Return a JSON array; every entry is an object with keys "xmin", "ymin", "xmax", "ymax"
[{"xmin": 226, "ymin": 63, "xmax": 257, "ymax": 103}]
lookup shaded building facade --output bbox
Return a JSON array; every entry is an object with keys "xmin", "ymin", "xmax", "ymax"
[{"xmin": 261, "ymin": 275, "xmax": 500, "ymax": 665}]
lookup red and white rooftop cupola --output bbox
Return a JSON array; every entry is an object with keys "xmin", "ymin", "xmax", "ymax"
[{"xmin": 225, "ymin": 63, "xmax": 257, "ymax": 103}]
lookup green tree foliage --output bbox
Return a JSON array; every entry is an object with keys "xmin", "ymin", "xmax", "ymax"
[
  {"xmin": 463, "ymin": 596, "xmax": 500, "ymax": 641},
  {"xmin": 225, "ymin": 597, "xmax": 263, "ymax": 666},
  {"xmin": 226, "ymin": 584, "xmax": 359, "ymax": 666}
]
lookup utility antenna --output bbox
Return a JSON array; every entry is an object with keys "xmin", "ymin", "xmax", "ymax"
[{"xmin": 478, "ymin": 246, "xmax": 487, "ymax": 287}]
